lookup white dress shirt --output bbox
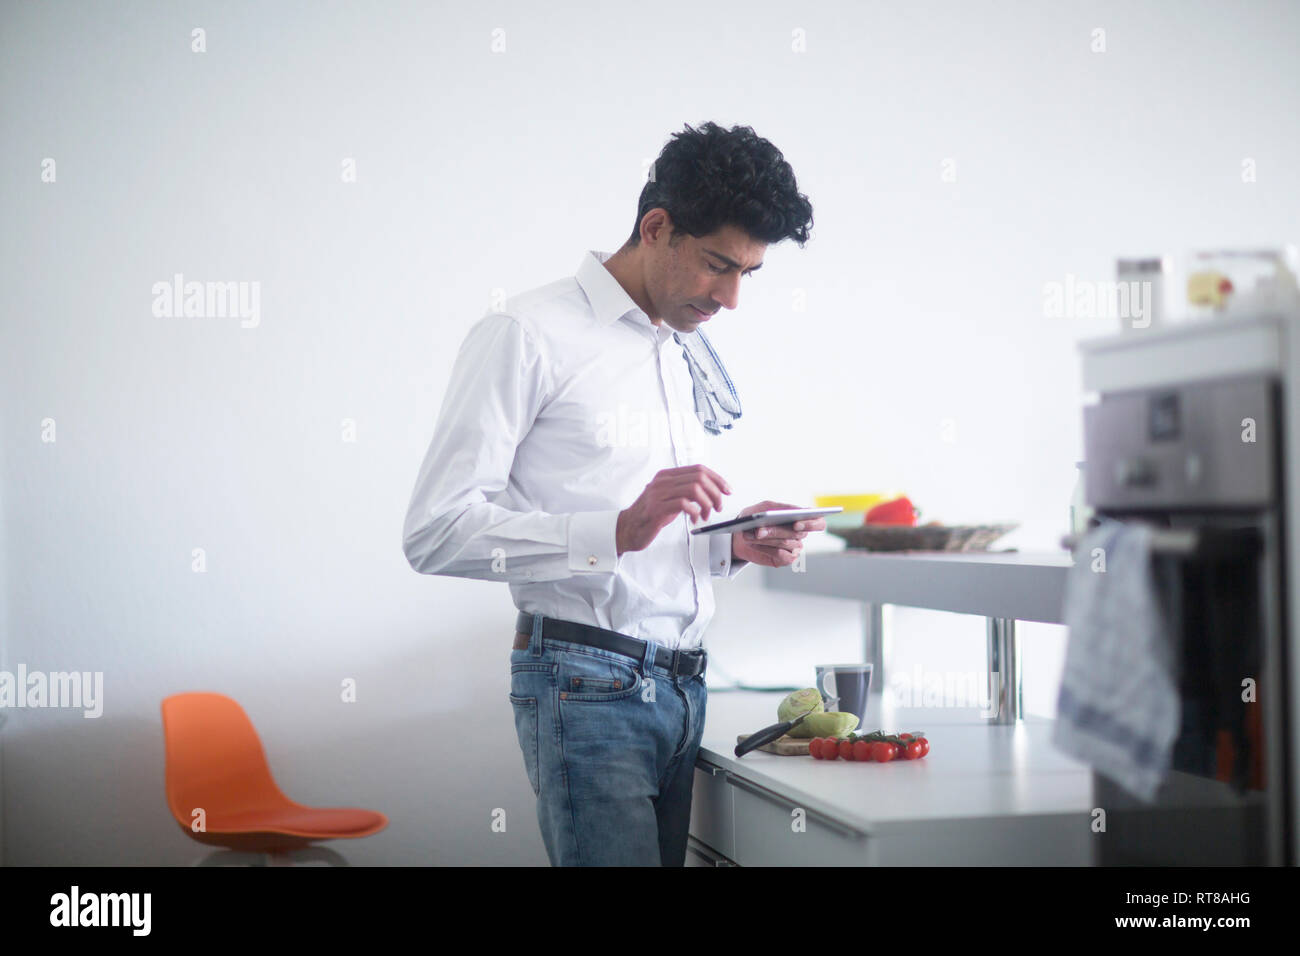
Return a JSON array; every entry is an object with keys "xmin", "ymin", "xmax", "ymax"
[{"xmin": 403, "ymin": 249, "xmax": 749, "ymax": 650}]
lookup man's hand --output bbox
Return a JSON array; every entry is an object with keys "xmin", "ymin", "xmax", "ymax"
[
  {"xmin": 731, "ymin": 500, "xmax": 826, "ymax": 568},
  {"xmin": 616, "ymin": 464, "xmax": 732, "ymax": 557}
]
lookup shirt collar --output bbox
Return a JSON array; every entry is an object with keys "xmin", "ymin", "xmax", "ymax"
[{"xmin": 577, "ymin": 250, "xmax": 672, "ymax": 341}]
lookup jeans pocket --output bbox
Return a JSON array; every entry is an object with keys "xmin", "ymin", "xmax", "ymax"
[
  {"xmin": 557, "ymin": 650, "xmax": 643, "ymax": 702},
  {"xmin": 508, "ymin": 694, "xmax": 540, "ymax": 795}
]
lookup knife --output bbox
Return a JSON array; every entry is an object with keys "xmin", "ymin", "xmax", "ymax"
[{"xmin": 734, "ymin": 705, "xmax": 819, "ymax": 758}]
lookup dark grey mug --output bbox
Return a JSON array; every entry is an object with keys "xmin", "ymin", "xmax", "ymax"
[{"xmin": 815, "ymin": 664, "xmax": 873, "ymax": 724}]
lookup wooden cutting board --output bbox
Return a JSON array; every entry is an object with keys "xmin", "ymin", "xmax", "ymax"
[{"xmin": 736, "ymin": 733, "xmax": 810, "ymax": 756}]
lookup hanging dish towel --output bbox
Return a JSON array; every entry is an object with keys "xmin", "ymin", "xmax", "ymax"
[
  {"xmin": 1052, "ymin": 517, "xmax": 1182, "ymax": 802},
  {"xmin": 674, "ymin": 328, "xmax": 741, "ymax": 435}
]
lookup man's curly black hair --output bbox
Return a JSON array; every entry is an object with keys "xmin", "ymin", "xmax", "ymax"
[{"xmin": 628, "ymin": 121, "xmax": 813, "ymax": 248}]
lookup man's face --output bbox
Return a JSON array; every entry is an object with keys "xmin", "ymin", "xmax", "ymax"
[{"xmin": 644, "ymin": 221, "xmax": 766, "ymax": 333}]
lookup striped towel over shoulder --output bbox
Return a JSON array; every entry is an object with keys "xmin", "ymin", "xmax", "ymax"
[{"xmin": 673, "ymin": 328, "xmax": 741, "ymax": 435}]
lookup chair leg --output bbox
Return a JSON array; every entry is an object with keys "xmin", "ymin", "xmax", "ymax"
[
  {"xmin": 266, "ymin": 847, "xmax": 348, "ymax": 866},
  {"xmin": 192, "ymin": 846, "xmax": 348, "ymax": 866},
  {"xmin": 194, "ymin": 849, "xmax": 271, "ymax": 866}
]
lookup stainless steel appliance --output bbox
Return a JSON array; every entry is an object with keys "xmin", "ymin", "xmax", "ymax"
[{"xmin": 1075, "ymin": 313, "xmax": 1298, "ymax": 866}]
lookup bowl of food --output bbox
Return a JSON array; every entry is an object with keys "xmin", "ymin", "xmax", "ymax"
[{"xmin": 826, "ymin": 495, "xmax": 1018, "ymax": 551}]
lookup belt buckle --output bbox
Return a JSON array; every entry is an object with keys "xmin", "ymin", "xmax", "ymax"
[{"xmin": 671, "ymin": 648, "xmax": 701, "ymax": 678}]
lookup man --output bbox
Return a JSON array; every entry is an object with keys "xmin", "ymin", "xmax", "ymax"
[{"xmin": 403, "ymin": 121, "xmax": 817, "ymax": 865}]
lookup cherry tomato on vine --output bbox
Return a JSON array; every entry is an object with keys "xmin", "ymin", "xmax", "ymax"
[
  {"xmin": 904, "ymin": 740, "xmax": 924, "ymax": 760},
  {"xmin": 917, "ymin": 737, "xmax": 930, "ymax": 758},
  {"xmin": 871, "ymin": 741, "xmax": 897, "ymax": 763},
  {"xmin": 838, "ymin": 740, "xmax": 855, "ymax": 761},
  {"xmin": 852, "ymin": 740, "xmax": 873, "ymax": 762}
]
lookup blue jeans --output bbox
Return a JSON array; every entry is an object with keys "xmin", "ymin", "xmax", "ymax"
[{"xmin": 508, "ymin": 613, "xmax": 708, "ymax": 866}]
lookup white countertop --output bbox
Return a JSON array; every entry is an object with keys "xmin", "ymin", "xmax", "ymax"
[
  {"xmin": 698, "ymin": 690, "xmax": 1095, "ymax": 839},
  {"xmin": 761, "ymin": 549, "xmax": 1074, "ymax": 624}
]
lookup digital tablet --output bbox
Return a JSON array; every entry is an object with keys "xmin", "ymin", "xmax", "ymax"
[{"xmin": 687, "ymin": 507, "xmax": 843, "ymax": 536}]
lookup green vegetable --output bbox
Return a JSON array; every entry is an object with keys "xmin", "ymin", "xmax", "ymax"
[
  {"xmin": 787, "ymin": 712, "xmax": 859, "ymax": 739},
  {"xmin": 777, "ymin": 688, "xmax": 825, "ymax": 723}
]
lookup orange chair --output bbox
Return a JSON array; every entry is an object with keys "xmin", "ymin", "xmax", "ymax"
[{"xmin": 161, "ymin": 692, "xmax": 387, "ymax": 864}]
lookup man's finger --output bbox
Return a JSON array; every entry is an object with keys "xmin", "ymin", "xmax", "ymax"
[
  {"xmin": 665, "ymin": 465, "xmax": 733, "ymax": 496},
  {"xmin": 744, "ymin": 540, "xmax": 801, "ymax": 558},
  {"xmin": 663, "ymin": 473, "xmax": 729, "ymax": 516},
  {"xmin": 746, "ymin": 527, "xmax": 807, "ymax": 542}
]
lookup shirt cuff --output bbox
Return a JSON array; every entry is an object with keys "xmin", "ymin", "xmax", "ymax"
[
  {"xmin": 710, "ymin": 532, "xmax": 750, "ymax": 578},
  {"xmin": 568, "ymin": 510, "xmax": 622, "ymax": 574}
]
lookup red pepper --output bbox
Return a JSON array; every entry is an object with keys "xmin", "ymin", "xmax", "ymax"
[{"xmin": 865, "ymin": 496, "xmax": 917, "ymax": 526}]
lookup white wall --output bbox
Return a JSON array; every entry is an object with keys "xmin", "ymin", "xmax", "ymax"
[{"xmin": 3, "ymin": 0, "xmax": 1299, "ymax": 864}]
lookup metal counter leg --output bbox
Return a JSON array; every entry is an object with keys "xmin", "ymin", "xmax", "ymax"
[
  {"xmin": 862, "ymin": 602, "xmax": 885, "ymax": 695},
  {"xmin": 985, "ymin": 616, "xmax": 1023, "ymax": 723}
]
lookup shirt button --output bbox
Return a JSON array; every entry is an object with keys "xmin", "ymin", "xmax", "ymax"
[{"xmin": 588, "ymin": 555, "xmax": 598, "ymax": 566}]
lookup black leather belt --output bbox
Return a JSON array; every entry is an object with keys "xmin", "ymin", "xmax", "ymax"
[{"xmin": 515, "ymin": 611, "xmax": 706, "ymax": 678}]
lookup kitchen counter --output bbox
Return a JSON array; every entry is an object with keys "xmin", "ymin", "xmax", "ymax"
[
  {"xmin": 760, "ymin": 549, "xmax": 1076, "ymax": 722},
  {"xmin": 761, "ymin": 549, "xmax": 1074, "ymax": 623},
  {"xmin": 689, "ymin": 691, "xmax": 1096, "ymax": 866}
]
